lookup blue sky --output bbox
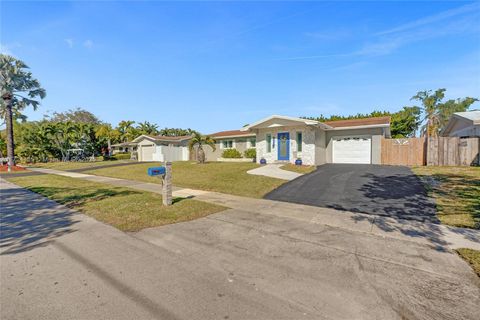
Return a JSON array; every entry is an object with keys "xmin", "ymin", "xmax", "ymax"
[{"xmin": 1, "ymin": 1, "xmax": 479, "ymax": 133}]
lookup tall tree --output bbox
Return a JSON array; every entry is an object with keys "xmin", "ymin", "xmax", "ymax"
[
  {"xmin": 411, "ymin": 89, "xmax": 478, "ymax": 137},
  {"xmin": 117, "ymin": 120, "xmax": 137, "ymax": 142},
  {"xmin": 46, "ymin": 108, "xmax": 100, "ymax": 124},
  {"xmin": 0, "ymin": 54, "xmax": 46, "ymax": 171},
  {"xmin": 188, "ymin": 132, "xmax": 215, "ymax": 164},
  {"xmin": 137, "ymin": 121, "xmax": 159, "ymax": 135},
  {"xmin": 390, "ymin": 106, "xmax": 421, "ymax": 138}
]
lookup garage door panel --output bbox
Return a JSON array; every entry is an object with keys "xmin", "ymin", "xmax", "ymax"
[
  {"xmin": 140, "ymin": 145, "xmax": 154, "ymax": 162},
  {"xmin": 333, "ymin": 137, "xmax": 371, "ymax": 164}
]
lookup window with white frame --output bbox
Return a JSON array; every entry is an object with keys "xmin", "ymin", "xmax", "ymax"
[
  {"xmin": 296, "ymin": 132, "xmax": 302, "ymax": 152},
  {"xmin": 247, "ymin": 138, "xmax": 256, "ymax": 148},
  {"xmin": 266, "ymin": 134, "xmax": 272, "ymax": 153},
  {"xmin": 221, "ymin": 140, "xmax": 234, "ymax": 149}
]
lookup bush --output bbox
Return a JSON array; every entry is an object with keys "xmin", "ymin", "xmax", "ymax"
[
  {"xmin": 222, "ymin": 149, "xmax": 242, "ymax": 158},
  {"xmin": 244, "ymin": 148, "xmax": 256, "ymax": 159},
  {"xmin": 112, "ymin": 153, "xmax": 131, "ymax": 160}
]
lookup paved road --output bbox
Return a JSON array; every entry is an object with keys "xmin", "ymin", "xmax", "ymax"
[
  {"xmin": 1, "ymin": 179, "xmax": 479, "ymax": 319},
  {"xmin": 265, "ymin": 164, "xmax": 437, "ymax": 221}
]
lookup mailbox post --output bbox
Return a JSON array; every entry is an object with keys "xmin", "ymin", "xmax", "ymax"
[
  {"xmin": 147, "ymin": 163, "xmax": 172, "ymax": 206},
  {"xmin": 162, "ymin": 162, "xmax": 172, "ymax": 206}
]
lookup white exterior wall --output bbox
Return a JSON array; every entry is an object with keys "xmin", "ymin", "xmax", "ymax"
[
  {"xmin": 255, "ymin": 126, "xmax": 316, "ymax": 165},
  {"xmin": 136, "ymin": 138, "xmax": 189, "ymax": 162}
]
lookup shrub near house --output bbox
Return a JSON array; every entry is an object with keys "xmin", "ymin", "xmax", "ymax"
[
  {"xmin": 244, "ymin": 148, "xmax": 256, "ymax": 159},
  {"xmin": 222, "ymin": 149, "xmax": 242, "ymax": 158}
]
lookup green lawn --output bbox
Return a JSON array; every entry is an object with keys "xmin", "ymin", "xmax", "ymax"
[
  {"xmin": 456, "ymin": 248, "xmax": 480, "ymax": 277},
  {"xmin": 7, "ymin": 174, "xmax": 225, "ymax": 232},
  {"xmin": 280, "ymin": 164, "xmax": 316, "ymax": 174},
  {"xmin": 84, "ymin": 161, "xmax": 286, "ymax": 198},
  {"xmin": 412, "ymin": 166, "xmax": 480, "ymax": 229},
  {"xmin": 26, "ymin": 160, "xmax": 134, "ymax": 170}
]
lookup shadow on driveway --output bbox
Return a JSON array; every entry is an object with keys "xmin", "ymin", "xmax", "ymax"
[{"xmin": 265, "ymin": 164, "xmax": 437, "ymax": 222}]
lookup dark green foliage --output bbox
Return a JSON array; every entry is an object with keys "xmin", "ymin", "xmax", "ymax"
[
  {"xmin": 159, "ymin": 128, "xmax": 198, "ymax": 137},
  {"xmin": 390, "ymin": 106, "xmax": 421, "ymax": 138},
  {"xmin": 222, "ymin": 149, "xmax": 242, "ymax": 158},
  {"xmin": 244, "ymin": 148, "xmax": 256, "ymax": 159},
  {"xmin": 112, "ymin": 153, "xmax": 131, "ymax": 160}
]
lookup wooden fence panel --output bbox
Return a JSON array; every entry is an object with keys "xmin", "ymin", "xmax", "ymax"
[
  {"xmin": 381, "ymin": 138, "xmax": 426, "ymax": 166},
  {"xmin": 383, "ymin": 136, "xmax": 479, "ymax": 166},
  {"xmin": 427, "ymin": 137, "xmax": 479, "ymax": 166}
]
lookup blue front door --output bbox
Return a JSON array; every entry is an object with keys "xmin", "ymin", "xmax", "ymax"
[{"xmin": 277, "ymin": 132, "xmax": 290, "ymax": 161}]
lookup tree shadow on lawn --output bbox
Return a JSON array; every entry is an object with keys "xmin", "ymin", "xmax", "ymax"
[{"xmin": 0, "ymin": 186, "xmax": 136, "ymax": 255}]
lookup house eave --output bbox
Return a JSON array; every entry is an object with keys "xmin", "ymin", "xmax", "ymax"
[{"xmin": 324, "ymin": 124, "xmax": 390, "ymax": 130}]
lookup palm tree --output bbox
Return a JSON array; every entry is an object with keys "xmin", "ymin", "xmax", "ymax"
[
  {"xmin": 137, "ymin": 121, "xmax": 159, "ymax": 135},
  {"xmin": 117, "ymin": 120, "xmax": 136, "ymax": 142},
  {"xmin": 188, "ymin": 132, "xmax": 215, "ymax": 164},
  {"xmin": 411, "ymin": 89, "xmax": 478, "ymax": 137},
  {"xmin": 1, "ymin": 54, "xmax": 45, "ymax": 171}
]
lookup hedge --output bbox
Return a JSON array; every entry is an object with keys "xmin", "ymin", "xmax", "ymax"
[
  {"xmin": 244, "ymin": 148, "xmax": 256, "ymax": 159},
  {"xmin": 222, "ymin": 149, "xmax": 242, "ymax": 158}
]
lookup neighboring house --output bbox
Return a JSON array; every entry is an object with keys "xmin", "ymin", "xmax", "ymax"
[
  {"xmin": 110, "ymin": 142, "xmax": 137, "ymax": 155},
  {"xmin": 204, "ymin": 130, "xmax": 256, "ymax": 161},
  {"xmin": 441, "ymin": 110, "xmax": 480, "ymax": 138},
  {"xmin": 241, "ymin": 115, "xmax": 391, "ymax": 165},
  {"xmin": 132, "ymin": 135, "xmax": 192, "ymax": 162}
]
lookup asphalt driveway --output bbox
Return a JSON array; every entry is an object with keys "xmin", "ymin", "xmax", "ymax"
[{"xmin": 265, "ymin": 164, "xmax": 437, "ymax": 221}]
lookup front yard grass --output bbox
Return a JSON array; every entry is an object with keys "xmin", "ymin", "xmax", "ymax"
[
  {"xmin": 412, "ymin": 166, "xmax": 479, "ymax": 229},
  {"xmin": 84, "ymin": 161, "xmax": 286, "ymax": 198},
  {"xmin": 7, "ymin": 174, "xmax": 226, "ymax": 232},
  {"xmin": 25, "ymin": 160, "xmax": 134, "ymax": 171},
  {"xmin": 456, "ymin": 248, "xmax": 480, "ymax": 277},
  {"xmin": 280, "ymin": 164, "xmax": 316, "ymax": 174}
]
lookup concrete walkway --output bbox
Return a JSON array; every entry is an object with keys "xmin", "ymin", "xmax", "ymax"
[
  {"xmin": 25, "ymin": 167, "xmax": 480, "ymax": 251},
  {"xmin": 247, "ymin": 164, "xmax": 302, "ymax": 180}
]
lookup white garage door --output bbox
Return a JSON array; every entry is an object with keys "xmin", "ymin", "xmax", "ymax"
[
  {"xmin": 140, "ymin": 145, "xmax": 154, "ymax": 162},
  {"xmin": 333, "ymin": 137, "xmax": 371, "ymax": 164}
]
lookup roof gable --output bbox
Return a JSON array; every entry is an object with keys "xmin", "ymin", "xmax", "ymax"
[{"xmin": 241, "ymin": 115, "xmax": 322, "ymax": 131}]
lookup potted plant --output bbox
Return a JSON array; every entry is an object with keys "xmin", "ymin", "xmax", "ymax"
[{"xmin": 295, "ymin": 158, "xmax": 302, "ymax": 166}]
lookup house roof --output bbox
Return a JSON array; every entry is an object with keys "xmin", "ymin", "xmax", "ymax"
[
  {"xmin": 111, "ymin": 142, "xmax": 137, "ymax": 147},
  {"xmin": 452, "ymin": 110, "xmax": 480, "ymax": 123},
  {"xmin": 323, "ymin": 116, "xmax": 391, "ymax": 129},
  {"xmin": 441, "ymin": 110, "xmax": 480, "ymax": 136},
  {"xmin": 209, "ymin": 130, "xmax": 255, "ymax": 139},
  {"xmin": 132, "ymin": 134, "xmax": 192, "ymax": 143},
  {"xmin": 241, "ymin": 115, "xmax": 324, "ymax": 131}
]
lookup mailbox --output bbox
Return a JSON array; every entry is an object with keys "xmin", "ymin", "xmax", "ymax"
[{"xmin": 147, "ymin": 166, "xmax": 166, "ymax": 176}]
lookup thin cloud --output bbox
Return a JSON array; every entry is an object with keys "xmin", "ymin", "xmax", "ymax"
[
  {"xmin": 274, "ymin": 52, "xmax": 354, "ymax": 61},
  {"xmin": 83, "ymin": 39, "xmax": 94, "ymax": 49},
  {"xmin": 277, "ymin": 3, "xmax": 479, "ymax": 62},
  {"xmin": 304, "ymin": 29, "xmax": 350, "ymax": 40},
  {"xmin": 376, "ymin": 2, "xmax": 479, "ymax": 36},
  {"xmin": 64, "ymin": 38, "xmax": 74, "ymax": 48}
]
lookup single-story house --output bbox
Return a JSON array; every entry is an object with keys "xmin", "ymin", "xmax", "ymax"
[
  {"xmin": 132, "ymin": 135, "xmax": 192, "ymax": 162},
  {"xmin": 240, "ymin": 115, "xmax": 391, "ymax": 165},
  {"xmin": 441, "ymin": 110, "xmax": 480, "ymax": 138},
  {"xmin": 204, "ymin": 130, "xmax": 256, "ymax": 161},
  {"xmin": 110, "ymin": 142, "xmax": 137, "ymax": 155}
]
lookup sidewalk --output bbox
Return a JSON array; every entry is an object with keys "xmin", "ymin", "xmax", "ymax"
[
  {"xmin": 26, "ymin": 167, "xmax": 480, "ymax": 251},
  {"xmin": 247, "ymin": 164, "xmax": 302, "ymax": 180}
]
